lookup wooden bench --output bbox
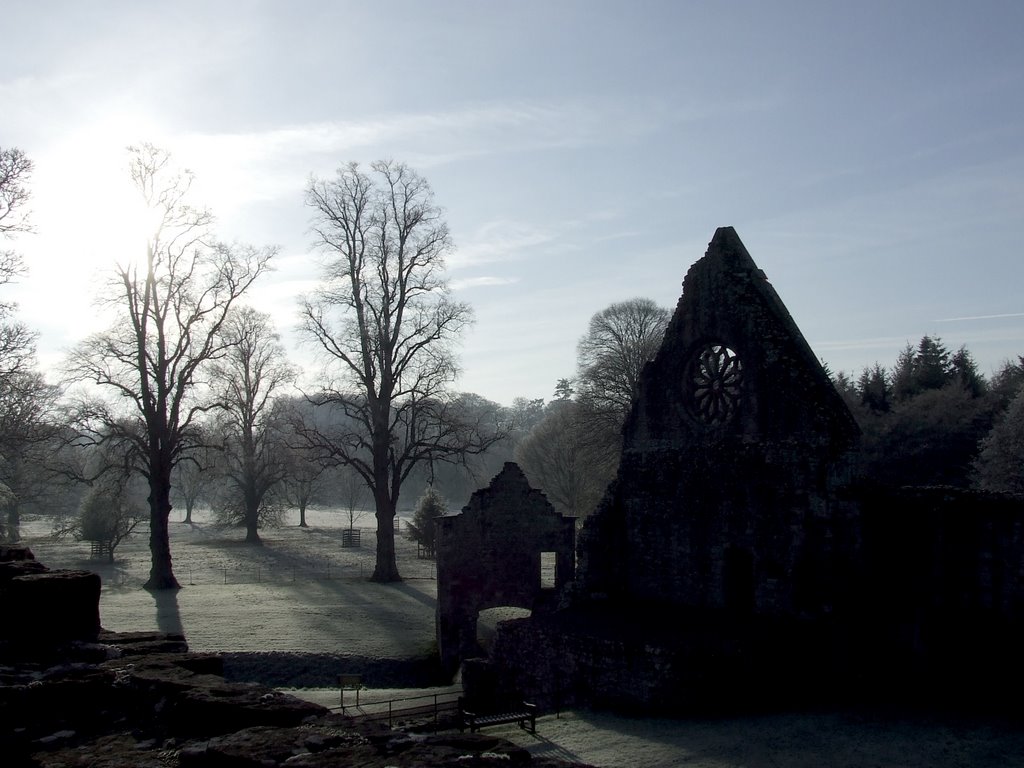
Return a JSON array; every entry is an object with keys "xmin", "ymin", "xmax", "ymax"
[{"xmin": 458, "ymin": 698, "xmax": 537, "ymax": 734}]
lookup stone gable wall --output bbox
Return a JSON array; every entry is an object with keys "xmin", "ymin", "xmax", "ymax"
[
  {"xmin": 436, "ymin": 462, "xmax": 575, "ymax": 671},
  {"xmin": 481, "ymin": 228, "xmax": 1024, "ymax": 713},
  {"xmin": 577, "ymin": 227, "xmax": 859, "ymax": 617}
]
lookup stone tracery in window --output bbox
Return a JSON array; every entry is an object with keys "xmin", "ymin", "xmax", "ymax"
[{"xmin": 688, "ymin": 344, "xmax": 743, "ymax": 423}]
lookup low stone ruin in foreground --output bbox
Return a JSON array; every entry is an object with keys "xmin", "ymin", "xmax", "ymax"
[{"xmin": 0, "ymin": 546, "xmax": 582, "ymax": 767}]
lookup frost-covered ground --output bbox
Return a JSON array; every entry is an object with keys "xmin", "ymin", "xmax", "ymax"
[
  {"xmin": 22, "ymin": 507, "xmax": 437, "ymax": 656},
  {"xmin": 19, "ymin": 509, "xmax": 1024, "ymax": 768}
]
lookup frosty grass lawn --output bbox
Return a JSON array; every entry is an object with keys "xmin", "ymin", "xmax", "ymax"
[{"xmin": 19, "ymin": 507, "xmax": 1024, "ymax": 768}]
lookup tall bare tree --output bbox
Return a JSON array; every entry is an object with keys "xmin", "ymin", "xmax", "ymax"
[
  {"xmin": 276, "ymin": 396, "xmax": 331, "ymax": 527},
  {"xmin": 576, "ymin": 297, "xmax": 670, "ymax": 428},
  {"xmin": 299, "ymin": 160, "xmax": 500, "ymax": 582},
  {"xmin": 542, "ymin": 297, "xmax": 671, "ymax": 512},
  {"xmin": 208, "ymin": 306, "xmax": 295, "ymax": 543},
  {"xmin": 0, "ymin": 147, "xmax": 39, "ymax": 405},
  {"xmin": 172, "ymin": 436, "xmax": 214, "ymax": 525},
  {"xmin": 0, "ymin": 148, "xmax": 49, "ymax": 542},
  {"xmin": 515, "ymin": 400, "xmax": 610, "ymax": 518},
  {"xmin": 65, "ymin": 144, "xmax": 276, "ymax": 589},
  {"xmin": 0, "ymin": 371, "xmax": 61, "ymax": 540},
  {"xmin": 0, "ymin": 146, "xmax": 33, "ymax": 289}
]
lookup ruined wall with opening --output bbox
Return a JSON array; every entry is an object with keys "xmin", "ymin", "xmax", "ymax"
[{"xmin": 436, "ymin": 462, "xmax": 575, "ymax": 672}]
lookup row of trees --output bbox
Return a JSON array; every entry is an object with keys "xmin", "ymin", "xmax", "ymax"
[
  {"xmin": 514, "ymin": 298, "xmax": 671, "ymax": 518},
  {"xmin": 510, "ymin": 323, "xmax": 1024, "ymax": 519},
  {"xmin": 0, "ymin": 147, "xmax": 64, "ymax": 542},
  {"xmin": 833, "ymin": 335, "xmax": 1024, "ymax": 492},
  {"xmin": 1, "ymin": 141, "xmax": 1021, "ymax": 593},
  {"xmin": 0, "ymin": 146, "xmax": 513, "ymax": 589}
]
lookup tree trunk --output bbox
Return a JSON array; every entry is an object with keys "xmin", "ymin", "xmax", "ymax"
[
  {"xmin": 183, "ymin": 503, "xmax": 193, "ymax": 524},
  {"xmin": 5, "ymin": 503, "xmax": 19, "ymax": 543},
  {"xmin": 245, "ymin": 519, "xmax": 262, "ymax": 544},
  {"xmin": 298, "ymin": 502, "xmax": 308, "ymax": 528},
  {"xmin": 244, "ymin": 496, "xmax": 262, "ymax": 544},
  {"xmin": 371, "ymin": 494, "xmax": 400, "ymax": 582},
  {"xmin": 145, "ymin": 473, "xmax": 180, "ymax": 590}
]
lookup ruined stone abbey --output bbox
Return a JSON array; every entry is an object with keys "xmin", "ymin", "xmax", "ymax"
[{"xmin": 437, "ymin": 227, "xmax": 1024, "ymax": 712}]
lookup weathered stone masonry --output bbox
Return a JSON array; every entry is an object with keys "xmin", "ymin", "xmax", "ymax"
[
  {"xmin": 478, "ymin": 227, "xmax": 1024, "ymax": 712},
  {"xmin": 436, "ymin": 462, "xmax": 576, "ymax": 672},
  {"xmin": 577, "ymin": 225, "xmax": 860, "ymax": 618}
]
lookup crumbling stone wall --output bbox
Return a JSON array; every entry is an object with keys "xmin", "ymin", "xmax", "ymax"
[
  {"xmin": 479, "ymin": 228, "xmax": 1024, "ymax": 712},
  {"xmin": 1, "ymin": 549, "xmax": 563, "ymax": 768},
  {"xmin": 576, "ymin": 227, "xmax": 860, "ymax": 618},
  {"xmin": 436, "ymin": 463, "xmax": 575, "ymax": 672},
  {"xmin": 0, "ymin": 546, "xmax": 101, "ymax": 648}
]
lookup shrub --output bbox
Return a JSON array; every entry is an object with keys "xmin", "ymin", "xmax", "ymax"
[
  {"xmin": 406, "ymin": 487, "xmax": 447, "ymax": 558},
  {"xmin": 74, "ymin": 476, "xmax": 145, "ymax": 562}
]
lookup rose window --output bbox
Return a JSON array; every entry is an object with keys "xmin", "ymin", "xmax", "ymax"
[{"xmin": 689, "ymin": 344, "xmax": 743, "ymax": 423}]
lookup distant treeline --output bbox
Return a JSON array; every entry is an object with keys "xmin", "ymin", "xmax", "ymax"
[{"xmin": 831, "ymin": 336, "xmax": 1024, "ymax": 493}]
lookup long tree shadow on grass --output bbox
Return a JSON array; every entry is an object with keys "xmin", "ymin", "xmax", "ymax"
[
  {"xmin": 177, "ymin": 525, "xmax": 381, "ymax": 584},
  {"xmin": 170, "ymin": 534, "xmax": 439, "ymax": 652},
  {"xmin": 174, "ymin": 520, "xmax": 437, "ymax": 586}
]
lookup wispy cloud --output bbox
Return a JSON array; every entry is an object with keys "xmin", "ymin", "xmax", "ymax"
[
  {"xmin": 811, "ymin": 335, "xmax": 921, "ymax": 353},
  {"xmin": 450, "ymin": 220, "xmax": 557, "ymax": 270},
  {"xmin": 166, "ymin": 93, "xmax": 774, "ymax": 203},
  {"xmin": 174, "ymin": 101, "xmax": 610, "ymax": 176},
  {"xmin": 451, "ymin": 276, "xmax": 520, "ymax": 291},
  {"xmin": 936, "ymin": 312, "xmax": 1024, "ymax": 323},
  {"xmin": 148, "ymin": 102, "xmax": 619, "ymax": 213}
]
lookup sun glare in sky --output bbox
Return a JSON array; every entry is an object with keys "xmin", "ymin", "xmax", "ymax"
[
  {"xmin": 21, "ymin": 113, "xmax": 176, "ymax": 353},
  {"xmin": 4, "ymin": 3, "xmax": 1023, "ymax": 402}
]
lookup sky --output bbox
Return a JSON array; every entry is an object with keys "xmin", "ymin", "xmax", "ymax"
[{"xmin": 3, "ymin": 0, "xmax": 1024, "ymax": 406}]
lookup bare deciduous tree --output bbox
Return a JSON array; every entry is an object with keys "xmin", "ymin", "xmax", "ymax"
[
  {"xmin": 0, "ymin": 146, "xmax": 38, "ymax": 403},
  {"xmin": 173, "ymin": 438, "xmax": 214, "ymax": 525},
  {"xmin": 515, "ymin": 400, "xmax": 609, "ymax": 518},
  {"xmin": 208, "ymin": 307, "xmax": 295, "ymax": 543},
  {"xmin": 65, "ymin": 144, "xmax": 276, "ymax": 589},
  {"xmin": 299, "ymin": 160, "xmax": 501, "ymax": 582},
  {"xmin": 335, "ymin": 464, "xmax": 369, "ymax": 532},
  {"xmin": 0, "ymin": 147, "xmax": 33, "ymax": 235},
  {"xmin": 0, "ymin": 148, "xmax": 47, "ymax": 542},
  {"xmin": 576, "ymin": 297, "xmax": 670, "ymax": 428},
  {"xmin": 279, "ymin": 441, "xmax": 329, "ymax": 528},
  {"xmin": 0, "ymin": 371, "xmax": 61, "ymax": 541},
  {"xmin": 533, "ymin": 297, "xmax": 670, "ymax": 514},
  {"xmin": 0, "ymin": 146, "xmax": 33, "ymax": 288}
]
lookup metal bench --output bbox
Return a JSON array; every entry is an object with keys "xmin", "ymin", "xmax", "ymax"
[{"xmin": 458, "ymin": 697, "xmax": 537, "ymax": 734}]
